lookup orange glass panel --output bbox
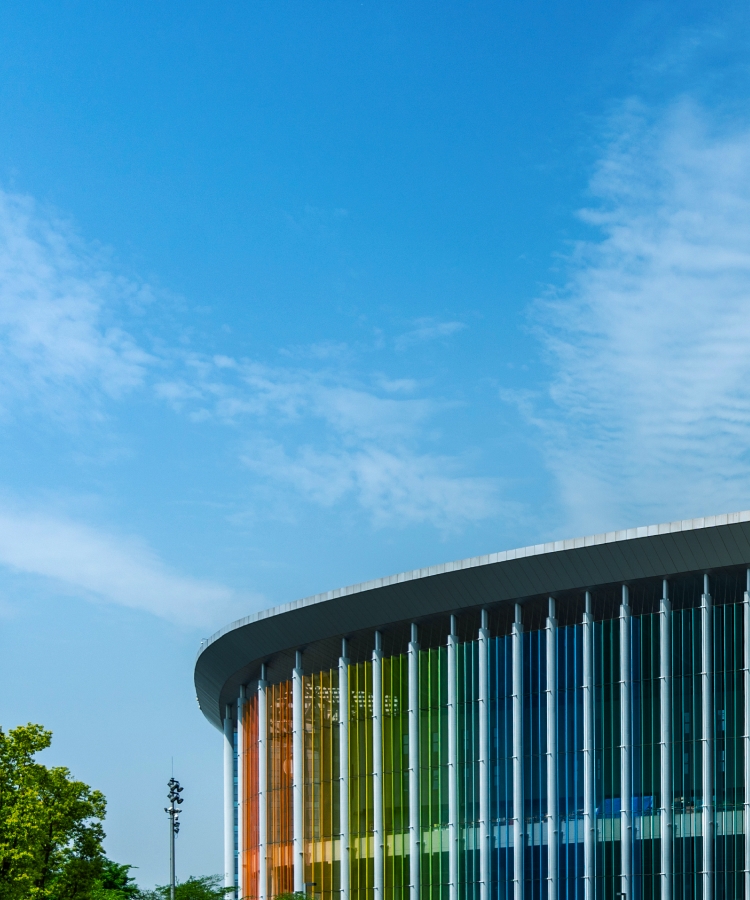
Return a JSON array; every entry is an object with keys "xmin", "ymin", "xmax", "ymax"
[{"xmin": 244, "ymin": 691, "xmax": 260, "ymax": 899}]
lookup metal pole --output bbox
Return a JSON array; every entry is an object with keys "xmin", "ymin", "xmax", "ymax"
[
  {"xmin": 478, "ymin": 610, "xmax": 490, "ymax": 900},
  {"xmin": 166, "ymin": 777, "xmax": 183, "ymax": 900},
  {"xmin": 238, "ymin": 685, "xmax": 246, "ymax": 900},
  {"xmin": 659, "ymin": 581, "xmax": 672, "ymax": 900},
  {"xmin": 701, "ymin": 575, "xmax": 714, "ymax": 899},
  {"xmin": 512, "ymin": 603, "xmax": 524, "ymax": 900},
  {"xmin": 582, "ymin": 592, "xmax": 594, "ymax": 900},
  {"xmin": 373, "ymin": 632, "xmax": 384, "ymax": 900},
  {"xmin": 293, "ymin": 651, "xmax": 304, "ymax": 893},
  {"xmin": 170, "ymin": 810, "xmax": 175, "ymax": 900},
  {"xmin": 408, "ymin": 623, "xmax": 420, "ymax": 900},
  {"xmin": 258, "ymin": 665, "xmax": 268, "ymax": 900},
  {"xmin": 620, "ymin": 587, "xmax": 632, "ymax": 900},
  {"xmin": 224, "ymin": 704, "xmax": 235, "ymax": 892},
  {"xmin": 546, "ymin": 598, "xmax": 558, "ymax": 900},
  {"xmin": 448, "ymin": 615, "xmax": 459, "ymax": 900},
  {"xmin": 339, "ymin": 641, "xmax": 350, "ymax": 900}
]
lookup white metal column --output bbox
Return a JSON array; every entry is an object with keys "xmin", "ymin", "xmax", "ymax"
[
  {"xmin": 701, "ymin": 575, "xmax": 714, "ymax": 899},
  {"xmin": 238, "ymin": 685, "xmax": 246, "ymax": 900},
  {"xmin": 512, "ymin": 603, "xmax": 524, "ymax": 900},
  {"xmin": 293, "ymin": 651, "xmax": 304, "ymax": 893},
  {"xmin": 478, "ymin": 610, "xmax": 490, "ymax": 900},
  {"xmin": 582, "ymin": 592, "xmax": 594, "ymax": 900},
  {"xmin": 620, "ymin": 587, "xmax": 632, "ymax": 900},
  {"xmin": 744, "ymin": 572, "xmax": 750, "ymax": 900},
  {"xmin": 546, "ymin": 599, "xmax": 558, "ymax": 900},
  {"xmin": 408, "ymin": 623, "xmax": 420, "ymax": 900},
  {"xmin": 448, "ymin": 616, "xmax": 459, "ymax": 900},
  {"xmin": 258, "ymin": 666, "xmax": 268, "ymax": 900},
  {"xmin": 224, "ymin": 703, "xmax": 236, "ymax": 891},
  {"xmin": 659, "ymin": 581, "xmax": 672, "ymax": 900},
  {"xmin": 373, "ymin": 632, "xmax": 384, "ymax": 900},
  {"xmin": 339, "ymin": 641, "xmax": 350, "ymax": 900}
]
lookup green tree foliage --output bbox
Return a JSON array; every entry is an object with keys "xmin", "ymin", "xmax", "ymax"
[
  {"xmin": 91, "ymin": 859, "xmax": 141, "ymax": 899},
  {"xmin": 138, "ymin": 875, "xmax": 235, "ymax": 899},
  {"xmin": 0, "ymin": 723, "xmax": 106, "ymax": 900}
]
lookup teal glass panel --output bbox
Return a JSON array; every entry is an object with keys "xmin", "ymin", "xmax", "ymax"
[
  {"xmin": 594, "ymin": 618, "xmax": 621, "ymax": 899},
  {"xmin": 458, "ymin": 640, "xmax": 481, "ymax": 900},
  {"xmin": 489, "ymin": 635, "xmax": 513, "ymax": 900},
  {"xmin": 557, "ymin": 624, "xmax": 583, "ymax": 900}
]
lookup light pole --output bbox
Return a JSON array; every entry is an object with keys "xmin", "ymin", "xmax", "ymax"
[{"xmin": 165, "ymin": 777, "xmax": 184, "ymax": 900}]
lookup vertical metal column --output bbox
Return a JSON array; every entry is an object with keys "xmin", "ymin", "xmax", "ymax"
[
  {"xmin": 546, "ymin": 598, "xmax": 558, "ymax": 900},
  {"xmin": 238, "ymin": 685, "xmax": 246, "ymax": 900},
  {"xmin": 582, "ymin": 592, "xmax": 594, "ymax": 900},
  {"xmin": 620, "ymin": 587, "xmax": 632, "ymax": 900},
  {"xmin": 744, "ymin": 572, "xmax": 750, "ymax": 900},
  {"xmin": 701, "ymin": 575, "xmax": 714, "ymax": 900},
  {"xmin": 448, "ymin": 615, "xmax": 459, "ymax": 900},
  {"xmin": 512, "ymin": 603, "xmax": 524, "ymax": 900},
  {"xmin": 408, "ymin": 623, "xmax": 420, "ymax": 900},
  {"xmin": 373, "ymin": 632, "xmax": 384, "ymax": 900},
  {"xmin": 339, "ymin": 640, "xmax": 350, "ymax": 900},
  {"xmin": 659, "ymin": 581, "xmax": 672, "ymax": 900},
  {"xmin": 224, "ymin": 703, "xmax": 236, "ymax": 891},
  {"xmin": 258, "ymin": 666, "xmax": 268, "ymax": 900},
  {"xmin": 478, "ymin": 610, "xmax": 490, "ymax": 900},
  {"xmin": 293, "ymin": 651, "xmax": 304, "ymax": 893}
]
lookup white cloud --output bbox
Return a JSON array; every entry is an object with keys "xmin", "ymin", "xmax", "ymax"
[
  {"xmin": 0, "ymin": 506, "xmax": 250, "ymax": 627},
  {"xmin": 534, "ymin": 99, "xmax": 750, "ymax": 532},
  {"xmin": 242, "ymin": 440, "xmax": 498, "ymax": 529},
  {"xmin": 394, "ymin": 318, "xmax": 467, "ymax": 351},
  {"xmin": 0, "ymin": 190, "xmax": 154, "ymax": 418},
  {"xmin": 0, "ymin": 186, "xmax": 499, "ymax": 540}
]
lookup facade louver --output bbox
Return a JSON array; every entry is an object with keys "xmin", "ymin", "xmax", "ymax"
[{"xmin": 195, "ymin": 513, "xmax": 750, "ymax": 899}]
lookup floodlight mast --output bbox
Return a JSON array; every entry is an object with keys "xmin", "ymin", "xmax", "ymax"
[{"xmin": 165, "ymin": 777, "xmax": 184, "ymax": 900}]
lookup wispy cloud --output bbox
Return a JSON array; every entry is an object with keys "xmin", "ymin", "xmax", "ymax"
[
  {"xmin": 0, "ymin": 505, "xmax": 250, "ymax": 626},
  {"xmin": 159, "ymin": 358, "xmax": 498, "ymax": 528},
  {"xmin": 0, "ymin": 186, "xmax": 499, "ymax": 555},
  {"xmin": 0, "ymin": 190, "xmax": 153, "ymax": 419},
  {"xmin": 533, "ymin": 99, "xmax": 750, "ymax": 532},
  {"xmin": 242, "ymin": 440, "xmax": 498, "ymax": 528},
  {"xmin": 394, "ymin": 318, "xmax": 466, "ymax": 351}
]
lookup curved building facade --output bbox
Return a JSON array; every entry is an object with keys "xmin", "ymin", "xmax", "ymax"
[{"xmin": 195, "ymin": 512, "xmax": 750, "ymax": 900}]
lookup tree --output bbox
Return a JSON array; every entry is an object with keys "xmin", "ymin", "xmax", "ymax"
[
  {"xmin": 91, "ymin": 859, "xmax": 141, "ymax": 899},
  {"xmin": 0, "ymin": 723, "xmax": 106, "ymax": 900},
  {"xmin": 138, "ymin": 876, "xmax": 235, "ymax": 899}
]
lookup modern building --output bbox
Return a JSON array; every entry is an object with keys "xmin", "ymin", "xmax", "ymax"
[{"xmin": 194, "ymin": 512, "xmax": 750, "ymax": 900}]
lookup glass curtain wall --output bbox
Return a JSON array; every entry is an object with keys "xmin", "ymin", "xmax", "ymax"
[
  {"xmin": 672, "ymin": 607, "xmax": 703, "ymax": 898},
  {"xmin": 557, "ymin": 624, "xmax": 583, "ymax": 900},
  {"xmin": 523, "ymin": 629, "xmax": 547, "ymax": 900},
  {"xmin": 714, "ymin": 601, "xmax": 744, "ymax": 895},
  {"xmin": 419, "ymin": 648, "xmax": 449, "ymax": 900},
  {"xmin": 383, "ymin": 655, "xmax": 410, "ymax": 900},
  {"xmin": 593, "ymin": 617, "xmax": 621, "ymax": 899},
  {"xmin": 241, "ymin": 576, "xmax": 749, "ymax": 900},
  {"xmin": 458, "ymin": 640, "xmax": 481, "ymax": 900},
  {"xmin": 303, "ymin": 669, "xmax": 341, "ymax": 900},
  {"xmin": 631, "ymin": 614, "xmax": 660, "ymax": 900},
  {"xmin": 267, "ymin": 681, "xmax": 294, "ymax": 896},
  {"xmin": 244, "ymin": 692, "xmax": 260, "ymax": 900},
  {"xmin": 489, "ymin": 636, "xmax": 513, "ymax": 900},
  {"xmin": 350, "ymin": 662, "xmax": 374, "ymax": 900}
]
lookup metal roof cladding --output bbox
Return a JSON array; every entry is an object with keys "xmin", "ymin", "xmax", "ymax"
[{"xmin": 195, "ymin": 511, "xmax": 750, "ymax": 730}]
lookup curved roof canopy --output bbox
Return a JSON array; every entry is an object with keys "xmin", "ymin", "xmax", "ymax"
[{"xmin": 195, "ymin": 512, "xmax": 750, "ymax": 730}]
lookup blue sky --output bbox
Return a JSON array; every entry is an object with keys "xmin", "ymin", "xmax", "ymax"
[{"xmin": 2, "ymin": 0, "xmax": 750, "ymax": 887}]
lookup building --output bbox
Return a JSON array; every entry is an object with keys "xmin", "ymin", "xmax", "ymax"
[{"xmin": 194, "ymin": 512, "xmax": 750, "ymax": 900}]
